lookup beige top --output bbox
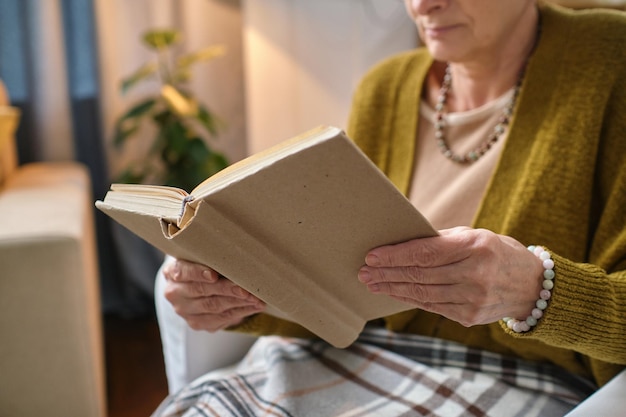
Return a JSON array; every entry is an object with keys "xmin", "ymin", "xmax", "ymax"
[{"xmin": 408, "ymin": 89, "xmax": 514, "ymax": 230}]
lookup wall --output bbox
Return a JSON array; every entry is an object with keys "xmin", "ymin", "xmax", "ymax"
[{"xmin": 242, "ymin": 0, "xmax": 418, "ymax": 154}]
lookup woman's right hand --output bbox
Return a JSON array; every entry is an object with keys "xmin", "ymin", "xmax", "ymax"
[{"xmin": 163, "ymin": 259, "xmax": 266, "ymax": 332}]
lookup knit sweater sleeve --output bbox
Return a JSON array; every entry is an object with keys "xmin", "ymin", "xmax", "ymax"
[
  {"xmin": 500, "ymin": 9, "xmax": 626, "ymax": 369},
  {"xmin": 503, "ymin": 107, "xmax": 626, "ymax": 369},
  {"xmin": 521, "ymin": 255, "xmax": 626, "ymax": 362}
]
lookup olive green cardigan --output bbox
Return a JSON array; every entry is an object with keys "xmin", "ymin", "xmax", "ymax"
[{"xmin": 235, "ymin": 4, "xmax": 626, "ymax": 386}]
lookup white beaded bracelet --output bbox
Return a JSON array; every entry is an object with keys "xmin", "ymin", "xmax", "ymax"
[{"xmin": 503, "ymin": 245, "xmax": 555, "ymax": 333}]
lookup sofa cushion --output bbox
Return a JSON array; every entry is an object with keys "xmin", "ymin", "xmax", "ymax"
[
  {"xmin": 0, "ymin": 162, "xmax": 90, "ymax": 239},
  {"xmin": 0, "ymin": 162, "xmax": 107, "ymax": 417}
]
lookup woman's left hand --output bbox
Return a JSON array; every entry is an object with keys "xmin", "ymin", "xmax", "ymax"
[{"xmin": 358, "ymin": 227, "xmax": 545, "ymax": 327}]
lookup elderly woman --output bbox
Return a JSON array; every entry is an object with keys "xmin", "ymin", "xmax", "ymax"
[{"xmin": 154, "ymin": 1, "xmax": 626, "ymax": 415}]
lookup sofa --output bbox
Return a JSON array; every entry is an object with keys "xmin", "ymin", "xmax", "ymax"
[{"xmin": 0, "ymin": 81, "xmax": 106, "ymax": 416}]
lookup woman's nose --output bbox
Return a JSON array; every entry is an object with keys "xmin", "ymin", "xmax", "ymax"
[{"xmin": 408, "ymin": 0, "xmax": 448, "ymax": 16}]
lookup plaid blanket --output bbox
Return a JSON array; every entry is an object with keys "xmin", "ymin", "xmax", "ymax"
[{"xmin": 153, "ymin": 327, "xmax": 595, "ymax": 417}]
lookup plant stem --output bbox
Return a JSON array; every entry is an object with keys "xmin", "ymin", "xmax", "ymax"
[{"xmin": 157, "ymin": 47, "xmax": 173, "ymax": 85}]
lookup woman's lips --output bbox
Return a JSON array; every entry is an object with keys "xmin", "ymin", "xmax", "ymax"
[{"xmin": 423, "ymin": 24, "xmax": 461, "ymax": 39}]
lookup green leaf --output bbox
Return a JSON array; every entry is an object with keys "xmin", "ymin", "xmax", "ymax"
[
  {"xmin": 115, "ymin": 166, "xmax": 147, "ymax": 184},
  {"xmin": 186, "ymin": 138, "xmax": 211, "ymax": 163},
  {"xmin": 152, "ymin": 108, "xmax": 173, "ymax": 126},
  {"xmin": 122, "ymin": 98, "xmax": 158, "ymax": 120},
  {"xmin": 196, "ymin": 105, "xmax": 219, "ymax": 136},
  {"xmin": 113, "ymin": 99, "xmax": 157, "ymax": 147},
  {"xmin": 173, "ymin": 70, "xmax": 192, "ymax": 84},
  {"xmin": 161, "ymin": 121, "xmax": 190, "ymax": 165},
  {"xmin": 120, "ymin": 62, "xmax": 158, "ymax": 94},
  {"xmin": 159, "ymin": 138, "xmax": 228, "ymax": 190},
  {"xmin": 113, "ymin": 121, "xmax": 140, "ymax": 148},
  {"xmin": 203, "ymin": 152, "xmax": 229, "ymax": 176},
  {"xmin": 143, "ymin": 29, "xmax": 180, "ymax": 50},
  {"xmin": 176, "ymin": 45, "xmax": 226, "ymax": 70}
]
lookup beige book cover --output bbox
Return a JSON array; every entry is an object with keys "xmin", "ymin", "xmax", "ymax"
[{"xmin": 96, "ymin": 126, "xmax": 437, "ymax": 348}]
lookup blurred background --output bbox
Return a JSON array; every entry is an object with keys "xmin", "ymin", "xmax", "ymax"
[
  {"xmin": 0, "ymin": 0, "xmax": 417, "ymax": 314},
  {"xmin": 0, "ymin": 1, "xmax": 417, "ymax": 415}
]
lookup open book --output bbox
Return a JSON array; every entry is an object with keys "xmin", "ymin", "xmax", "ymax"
[{"xmin": 96, "ymin": 125, "xmax": 437, "ymax": 348}]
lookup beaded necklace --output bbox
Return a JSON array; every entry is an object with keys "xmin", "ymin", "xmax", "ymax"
[
  {"xmin": 433, "ymin": 11, "xmax": 541, "ymax": 164},
  {"xmin": 433, "ymin": 65, "xmax": 524, "ymax": 164}
]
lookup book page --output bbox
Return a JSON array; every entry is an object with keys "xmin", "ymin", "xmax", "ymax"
[
  {"xmin": 110, "ymin": 183, "xmax": 189, "ymax": 198},
  {"xmin": 102, "ymin": 184, "xmax": 189, "ymax": 220}
]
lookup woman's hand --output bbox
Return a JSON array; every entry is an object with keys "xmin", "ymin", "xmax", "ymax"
[
  {"xmin": 163, "ymin": 259, "xmax": 266, "ymax": 332},
  {"xmin": 358, "ymin": 227, "xmax": 544, "ymax": 327}
]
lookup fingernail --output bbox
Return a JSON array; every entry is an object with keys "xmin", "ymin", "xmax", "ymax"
[
  {"xmin": 368, "ymin": 283, "xmax": 380, "ymax": 293},
  {"xmin": 235, "ymin": 287, "xmax": 258, "ymax": 302},
  {"xmin": 358, "ymin": 268, "xmax": 371, "ymax": 283},
  {"xmin": 202, "ymin": 269, "xmax": 217, "ymax": 282},
  {"xmin": 232, "ymin": 286, "xmax": 247, "ymax": 298},
  {"xmin": 365, "ymin": 253, "xmax": 380, "ymax": 266},
  {"xmin": 165, "ymin": 264, "xmax": 180, "ymax": 280}
]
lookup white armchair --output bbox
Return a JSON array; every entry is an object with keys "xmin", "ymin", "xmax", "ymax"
[
  {"xmin": 565, "ymin": 369, "xmax": 626, "ymax": 416},
  {"xmin": 0, "ymin": 80, "xmax": 106, "ymax": 417}
]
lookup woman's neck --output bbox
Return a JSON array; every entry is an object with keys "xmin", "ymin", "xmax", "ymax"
[{"xmin": 426, "ymin": 6, "xmax": 540, "ymax": 113}]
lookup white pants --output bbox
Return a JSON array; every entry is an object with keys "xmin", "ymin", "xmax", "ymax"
[{"xmin": 154, "ymin": 256, "xmax": 257, "ymax": 394}]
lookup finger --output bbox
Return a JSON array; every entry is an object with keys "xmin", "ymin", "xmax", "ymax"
[
  {"xmin": 365, "ymin": 236, "xmax": 465, "ymax": 269},
  {"xmin": 174, "ymin": 294, "xmax": 265, "ymax": 316},
  {"xmin": 372, "ymin": 282, "xmax": 508, "ymax": 327},
  {"xmin": 358, "ymin": 264, "xmax": 461, "ymax": 286},
  {"xmin": 164, "ymin": 259, "xmax": 219, "ymax": 283},
  {"xmin": 437, "ymin": 226, "xmax": 472, "ymax": 236},
  {"xmin": 364, "ymin": 227, "xmax": 480, "ymax": 268},
  {"xmin": 363, "ymin": 263, "xmax": 501, "ymax": 307},
  {"xmin": 385, "ymin": 294, "xmax": 483, "ymax": 327},
  {"xmin": 184, "ymin": 304, "xmax": 266, "ymax": 332},
  {"xmin": 366, "ymin": 281, "xmax": 462, "ymax": 305},
  {"xmin": 165, "ymin": 278, "xmax": 261, "ymax": 303}
]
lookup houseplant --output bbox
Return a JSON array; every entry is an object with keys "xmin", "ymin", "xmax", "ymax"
[
  {"xmin": 113, "ymin": 28, "xmax": 229, "ymax": 191},
  {"xmin": 110, "ymin": 29, "xmax": 230, "ymax": 313}
]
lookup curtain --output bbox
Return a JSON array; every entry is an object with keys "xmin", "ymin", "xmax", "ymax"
[
  {"xmin": 0, "ymin": 0, "xmax": 126, "ymax": 311},
  {"xmin": 242, "ymin": 0, "xmax": 418, "ymax": 153}
]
